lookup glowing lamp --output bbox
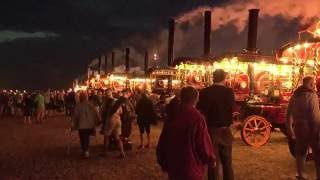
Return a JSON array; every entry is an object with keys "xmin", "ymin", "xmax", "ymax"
[
  {"xmin": 240, "ymin": 82, "xmax": 247, "ymax": 89},
  {"xmin": 303, "ymin": 43, "xmax": 310, "ymax": 48},
  {"xmin": 288, "ymin": 47, "xmax": 294, "ymax": 53},
  {"xmin": 280, "ymin": 57, "xmax": 288, "ymax": 64},
  {"xmin": 294, "ymin": 44, "xmax": 301, "ymax": 50},
  {"xmin": 315, "ymin": 29, "xmax": 320, "ymax": 37},
  {"xmin": 307, "ymin": 60, "xmax": 315, "ymax": 66}
]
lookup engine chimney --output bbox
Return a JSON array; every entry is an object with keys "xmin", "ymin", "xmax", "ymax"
[
  {"xmin": 144, "ymin": 51, "xmax": 149, "ymax": 75},
  {"xmin": 246, "ymin": 9, "xmax": 259, "ymax": 53},
  {"xmin": 204, "ymin": 11, "xmax": 212, "ymax": 57},
  {"xmin": 104, "ymin": 54, "xmax": 108, "ymax": 74},
  {"xmin": 111, "ymin": 51, "xmax": 115, "ymax": 71},
  {"xmin": 125, "ymin": 48, "xmax": 130, "ymax": 73},
  {"xmin": 168, "ymin": 19, "xmax": 175, "ymax": 66},
  {"xmin": 98, "ymin": 56, "xmax": 102, "ymax": 74}
]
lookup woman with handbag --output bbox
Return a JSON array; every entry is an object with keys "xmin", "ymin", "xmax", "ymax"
[
  {"xmin": 103, "ymin": 99, "xmax": 126, "ymax": 158},
  {"xmin": 72, "ymin": 92, "xmax": 100, "ymax": 159}
]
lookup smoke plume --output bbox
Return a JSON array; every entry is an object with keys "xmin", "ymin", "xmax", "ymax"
[
  {"xmin": 176, "ymin": 0, "xmax": 320, "ymax": 33},
  {"xmin": 93, "ymin": 0, "xmax": 320, "ymax": 71}
]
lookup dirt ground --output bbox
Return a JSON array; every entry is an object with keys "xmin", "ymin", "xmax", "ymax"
[{"xmin": 0, "ymin": 115, "xmax": 317, "ymax": 180}]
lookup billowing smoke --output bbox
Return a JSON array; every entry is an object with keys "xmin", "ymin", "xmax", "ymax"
[
  {"xmin": 176, "ymin": 0, "xmax": 320, "ymax": 32},
  {"xmin": 113, "ymin": 65, "xmax": 144, "ymax": 74},
  {"xmin": 92, "ymin": 0, "xmax": 320, "ymax": 71}
]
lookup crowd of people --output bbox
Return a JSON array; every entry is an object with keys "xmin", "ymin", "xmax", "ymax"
[
  {"xmin": 0, "ymin": 89, "xmax": 74, "ymax": 124},
  {"xmin": 2, "ymin": 69, "xmax": 320, "ymax": 180},
  {"xmin": 71, "ymin": 88, "xmax": 157, "ymax": 159}
]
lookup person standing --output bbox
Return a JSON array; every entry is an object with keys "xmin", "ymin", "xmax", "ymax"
[
  {"xmin": 100, "ymin": 89, "xmax": 116, "ymax": 151},
  {"xmin": 103, "ymin": 99, "xmax": 126, "ymax": 158},
  {"xmin": 157, "ymin": 86, "xmax": 216, "ymax": 180},
  {"xmin": 119, "ymin": 91, "xmax": 136, "ymax": 143},
  {"xmin": 72, "ymin": 92, "xmax": 100, "ymax": 158},
  {"xmin": 0, "ymin": 91, "xmax": 6, "ymax": 119},
  {"xmin": 23, "ymin": 93, "xmax": 33, "ymax": 124},
  {"xmin": 65, "ymin": 90, "xmax": 76, "ymax": 116},
  {"xmin": 44, "ymin": 89, "xmax": 51, "ymax": 117},
  {"xmin": 286, "ymin": 76, "xmax": 320, "ymax": 180},
  {"xmin": 136, "ymin": 92, "xmax": 156, "ymax": 148},
  {"xmin": 34, "ymin": 91, "xmax": 46, "ymax": 124},
  {"xmin": 198, "ymin": 69, "xmax": 235, "ymax": 180},
  {"xmin": 89, "ymin": 90, "xmax": 101, "ymax": 115}
]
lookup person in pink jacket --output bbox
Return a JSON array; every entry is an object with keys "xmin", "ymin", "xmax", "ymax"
[{"xmin": 157, "ymin": 86, "xmax": 216, "ymax": 180}]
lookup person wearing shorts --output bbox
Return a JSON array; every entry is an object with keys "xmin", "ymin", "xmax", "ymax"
[
  {"xmin": 136, "ymin": 92, "xmax": 156, "ymax": 149},
  {"xmin": 34, "ymin": 91, "xmax": 45, "ymax": 124},
  {"xmin": 103, "ymin": 100, "xmax": 125, "ymax": 158},
  {"xmin": 23, "ymin": 94, "xmax": 33, "ymax": 124}
]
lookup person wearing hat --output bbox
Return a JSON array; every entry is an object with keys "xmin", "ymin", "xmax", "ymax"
[{"xmin": 198, "ymin": 69, "xmax": 235, "ymax": 180}]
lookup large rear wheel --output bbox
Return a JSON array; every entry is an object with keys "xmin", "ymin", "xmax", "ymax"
[{"xmin": 241, "ymin": 115, "xmax": 271, "ymax": 147}]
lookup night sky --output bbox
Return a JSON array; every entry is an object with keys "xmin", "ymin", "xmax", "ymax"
[{"xmin": 0, "ymin": 0, "xmax": 317, "ymax": 90}]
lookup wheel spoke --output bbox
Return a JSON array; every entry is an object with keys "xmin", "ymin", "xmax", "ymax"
[
  {"xmin": 244, "ymin": 127, "xmax": 254, "ymax": 132},
  {"xmin": 252, "ymin": 136, "xmax": 257, "ymax": 144},
  {"xmin": 254, "ymin": 119, "xmax": 258, "ymax": 128},
  {"xmin": 244, "ymin": 132, "xmax": 252, "ymax": 138},
  {"xmin": 246, "ymin": 122, "xmax": 253, "ymax": 128},
  {"xmin": 257, "ymin": 120, "xmax": 263, "ymax": 127},
  {"xmin": 259, "ymin": 126, "xmax": 268, "ymax": 131}
]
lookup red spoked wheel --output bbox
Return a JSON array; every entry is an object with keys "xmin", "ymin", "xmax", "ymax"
[{"xmin": 241, "ymin": 115, "xmax": 271, "ymax": 147}]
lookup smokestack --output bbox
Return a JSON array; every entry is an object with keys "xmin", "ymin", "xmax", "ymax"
[
  {"xmin": 98, "ymin": 56, "xmax": 102, "ymax": 74},
  {"xmin": 111, "ymin": 51, "xmax": 115, "ymax": 71},
  {"xmin": 125, "ymin": 48, "xmax": 130, "ymax": 73},
  {"xmin": 168, "ymin": 19, "xmax": 175, "ymax": 66},
  {"xmin": 144, "ymin": 51, "xmax": 149, "ymax": 75},
  {"xmin": 246, "ymin": 9, "xmax": 259, "ymax": 53},
  {"xmin": 104, "ymin": 54, "xmax": 108, "ymax": 74},
  {"xmin": 204, "ymin": 11, "xmax": 212, "ymax": 57}
]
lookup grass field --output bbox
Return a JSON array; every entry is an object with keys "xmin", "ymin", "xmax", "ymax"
[{"xmin": 0, "ymin": 115, "xmax": 317, "ymax": 180}]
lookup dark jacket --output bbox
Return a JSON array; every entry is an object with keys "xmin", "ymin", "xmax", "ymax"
[
  {"xmin": 197, "ymin": 84, "xmax": 235, "ymax": 128},
  {"xmin": 136, "ymin": 96, "xmax": 156, "ymax": 123},
  {"xmin": 101, "ymin": 97, "xmax": 116, "ymax": 129},
  {"xmin": 165, "ymin": 96, "xmax": 180, "ymax": 121}
]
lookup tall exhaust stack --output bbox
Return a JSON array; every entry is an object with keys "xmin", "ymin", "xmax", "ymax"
[
  {"xmin": 246, "ymin": 9, "xmax": 259, "ymax": 53},
  {"xmin": 144, "ymin": 51, "xmax": 149, "ymax": 75},
  {"xmin": 125, "ymin": 48, "xmax": 130, "ymax": 73},
  {"xmin": 104, "ymin": 54, "xmax": 108, "ymax": 74},
  {"xmin": 98, "ymin": 56, "xmax": 102, "ymax": 74},
  {"xmin": 111, "ymin": 51, "xmax": 115, "ymax": 71},
  {"xmin": 204, "ymin": 11, "xmax": 212, "ymax": 57},
  {"xmin": 168, "ymin": 19, "xmax": 175, "ymax": 66}
]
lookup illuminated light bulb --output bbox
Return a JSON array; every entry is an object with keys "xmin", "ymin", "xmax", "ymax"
[
  {"xmin": 280, "ymin": 57, "xmax": 288, "ymax": 63},
  {"xmin": 315, "ymin": 29, "xmax": 320, "ymax": 37},
  {"xmin": 288, "ymin": 47, "xmax": 294, "ymax": 53},
  {"xmin": 231, "ymin": 57, "xmax": 238, "ymax": 63},
  {"xmin": 303, "ymin": 43, "xmax": 310, "ymax": 48},
  {"xmin": 307, "ymin": 60, "xmax": 315, "ymax": 66},
  {"xmin": 96, "ymin": 74, "xmax": 100, "ymax": 79},
  {"xmin": 240, "ymin": 82, "xmax": 247, "ymax": 89},
  {"xmin": 294, "ymin": 44, "xmax": 302, "ymax": 50}
]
